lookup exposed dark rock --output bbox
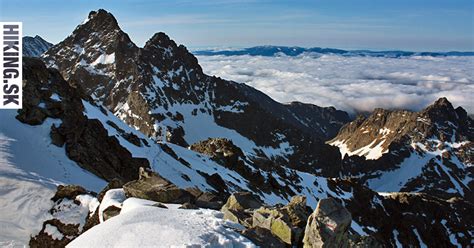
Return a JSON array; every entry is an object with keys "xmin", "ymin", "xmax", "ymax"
[
  {"xmin": 51, "ymin": 185, "xmax": 88, "ymax": 202},
  {"xmin": 190, "ymin": 138, "xmax": 245, "ymax": 167},
  {"xmin": 102, "ymin": 205, "xmax": 121, "ymax": 221},
  {"xmin": 325, "ymin": 179, "xmax": 474, "ymax": 247},
  {"xmin": 252, "ymin": 196, "xmax": 310, "ymax": 246},
  {"xmin": 50, "ymin": 124, "xmax": 65, "ymax": 147},
  {"xmin": 21, "ymin": 58, "xmax": 151, "ymax": 183},
  {"xmin": 123, "ymin": 167, "xmax": 194, "ymax": 204},
  {"xmin": 197, "ymin": 171, "xmax": 229, "ymax": 195},
  {"xmin": 185, "ymin": 188, "xmax": 224, "ymax": 210},
  {"xmin": 29, "ymin": 219, "xmax": 79, "ymax": 248},
  {"xmin": 16, "ymin": 107, "xmax": 47, "ymax": 125},
  {"xmin": 240, "ymin": 227, "xmax": 287, "ymax": 248},
  {"xmin": 30, "ymin": 185, "xmax": 98, "ymax": 248}
]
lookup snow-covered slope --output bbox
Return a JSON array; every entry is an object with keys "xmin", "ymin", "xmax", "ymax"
[
  {"xmin": 0, "ymin": 109, "xmax": 106, "ymax": 246},
  {"xmin": 23, "ymin": 35, "xmax": 53, "ymax": 57},
  {"xmin": 69, "ymin": 198, "xmax": 255, "ymax": 247}
]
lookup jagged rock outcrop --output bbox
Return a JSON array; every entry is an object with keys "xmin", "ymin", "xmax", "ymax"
[
  {"xmin": 190, "ymin": 138, "xmax": 245, "ymax": 168},
  {"xmin": 329, "ymin": 98, "xmax": 473, "ymax": 201},
  {"xmin": 221, "ymin": 181, "xmax": 474, "ymax": 247},
  {"xmin": 20, "ymin": 58, "xmax": 150, "ymax": 182},
  {"xmin": 23, "ymin": 35, "xmax": 53, "ymax": 57},
  {"xmin": 221, "ymin": 192, "xmax": 263, "ymax": 226},
  {"xmin": 252, "ymin": 196, "xmax": 311, "ymax": 245},
  {"xmin": 240, "ymin": 227, "xmax": 287, "ymax": 248},
  {"xmin": 303, "ymin": 198, "xmax": 352, "ymax": 247},
  {"xmin": 325, "ymin": 179, "xmax": 474, "ymax": 247},
  {"xmin": 123, "ymin": 167, "xmax": 193, "ymax": 204}
]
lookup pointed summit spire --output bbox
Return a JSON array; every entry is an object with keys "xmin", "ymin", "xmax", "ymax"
[{"xmin": 78, "ymin": 9, "xmax": 121, "ymax": 35}]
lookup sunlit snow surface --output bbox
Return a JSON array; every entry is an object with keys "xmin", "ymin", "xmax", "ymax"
[
  {"xmin": 0, "ymin": 110, "xmax": 106, "ymax": 246},
  {"xmin": 68, "ymin": 198, "xmax": 256, "ymax": 248},
  {"xmin": 197, "ymin": 54, "xmax": 474, "ymax": 114}
]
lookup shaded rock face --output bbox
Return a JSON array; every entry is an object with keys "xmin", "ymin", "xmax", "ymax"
[
  {"xmin": 19, "ymin": 58, "xmax": 150, "ymax": 182},
  {"xmin": 102, "ymin": 205, "xmax": 121, "ymax": 221},
  {"xmin": 303, "ymin": 198, "xmax": 352, "ymax": 248},
  {"xmin": 329, "ymin": 97, "xmax": 473, "ymax": 201},
  {"xmin": 42, "ymin": 9, "xmax": 349, "ymax": 178},
  {"xmin": 51, "ymin": 185, "xmax": 90, "ymax": 202},
  {"xmin": 240, "ymin": 227, "xmax": 287, "ymax": 248},
  {"xmin": 221, "ymin": 192, "xmax": 263, "ymax": 227},
  {"xmin": 285, "ymin": 101, "xmax": 351, "ymax": 140},
  {"xmin": 123, "ymin": 167, "xmax": 193, "ymax": 204},
  {"xmin": 325, "ymin": 179, "xmax": 474, "ymax": 247},
  {"xmin": 23, "ymin": 35, "xmax": 53, "ymax": 57},
  {"xmin": 190, "ymin": 138, "xmax": 245, "ymax": 168},
  {"xmin": 252, "ymin": 196, "xmax": 311, "ymax": 245},
  {"xmin": 222, "ymin": 192, "xmax": 263, "ymax": 212}
]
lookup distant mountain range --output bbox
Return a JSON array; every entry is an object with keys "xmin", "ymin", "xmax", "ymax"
[
  {"xmin": 193, "ymin": 45, "xmax": 474, "ymax": 58},
  {"xmin": 23, "ymin": 35, "xmax": 474, "ymax": 59}
]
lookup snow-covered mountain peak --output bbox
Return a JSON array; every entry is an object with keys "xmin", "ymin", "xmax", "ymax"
[
  {"xmin": 83, "ymin": 9, "xmax": 121, "ymax": 31},
  {"xmin": 42, "ymin": 9, "xmax": 349, "ymax": 177},
  {"xmin": 329, "ymin": 97, "xmax": 473, "ymax": 200}
]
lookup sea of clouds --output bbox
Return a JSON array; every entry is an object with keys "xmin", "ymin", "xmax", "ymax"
[{"xmin": 197, "ymin": 54, "xmax": 474, "ymax": 114}]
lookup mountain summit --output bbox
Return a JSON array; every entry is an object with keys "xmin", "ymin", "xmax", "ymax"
[{"xmin": 43, "ymin": 9, "xmax": 349, "ymax": 177}]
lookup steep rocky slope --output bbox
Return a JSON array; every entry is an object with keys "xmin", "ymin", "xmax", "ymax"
[
  {"xmin": 42, "ymin": 9, "xmax": 349, "ymax": 177},
  {"xmin": 330, "ymin": 98, "xmax": 473, "ymax": 201}
]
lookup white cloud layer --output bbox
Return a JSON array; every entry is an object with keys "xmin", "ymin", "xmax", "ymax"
[{"xmin": 197, "ymin": 54, "xmax": 474, "ymax": 114}]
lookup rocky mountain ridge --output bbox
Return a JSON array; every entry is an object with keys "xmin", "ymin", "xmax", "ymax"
[
  {"xmin": 193, "ymin": 45, "xmax": 474, "ymax": 58},
  {"xmin": 23, "ymin": 35, "xmax": 53, "ymax": 57},
  {"xmin": 330, "ymin": 98, "xmax": 473, "ymax": 201},
  {"xmin": 42, "ymin": 9, "xmax": 349, "ymax": 177}
]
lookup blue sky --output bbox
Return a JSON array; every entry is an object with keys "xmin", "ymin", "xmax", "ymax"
[{"xmin": 1, "ymin": 0, "xmax": 473, "ymax": 51}]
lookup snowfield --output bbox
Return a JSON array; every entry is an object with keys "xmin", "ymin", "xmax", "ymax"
[
  {"xmin": 0, "ymin": 109, "xmax": 106, "ymax": 246},
  {"xmin": 68, "ymin": 198, "xmax": 256, "ymax": 248}
]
